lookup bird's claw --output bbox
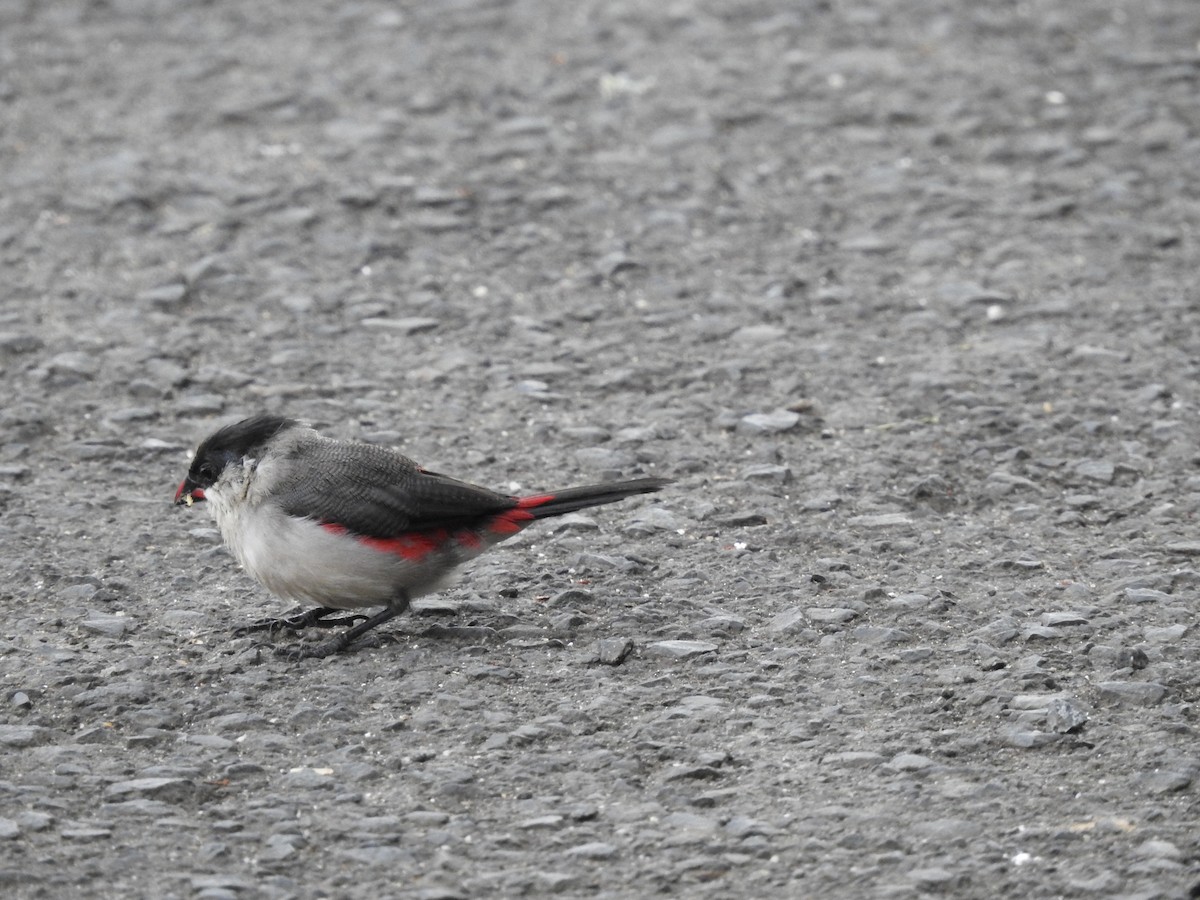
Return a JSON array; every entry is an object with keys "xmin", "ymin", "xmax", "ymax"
[
  {"xmin": 307, "ymin": 614, "xmax": 371, "ymax": 630},
  {"xmin": 274, "ymin": 630, "xmax": 386, "ymax": 660},
  {"xmin": 233, "ymin": 607, "xmax": 366, "ymax": 637}
]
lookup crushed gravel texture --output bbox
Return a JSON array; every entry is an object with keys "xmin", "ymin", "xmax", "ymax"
[{"xmin": 2, "ymin": 1, "xmax": 1199, "ymax": 897}]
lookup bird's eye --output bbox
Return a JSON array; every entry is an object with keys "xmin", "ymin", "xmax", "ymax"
[{"xmin": 198, "ymin": 462, "xmax": 217, "ymax": 481}]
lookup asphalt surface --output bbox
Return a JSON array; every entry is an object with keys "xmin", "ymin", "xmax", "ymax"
[{"xmin": 1, "ymin": 1, "xmax": 1198, "ymax": 897}]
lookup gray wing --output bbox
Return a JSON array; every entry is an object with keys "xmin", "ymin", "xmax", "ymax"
[{"xmin": 271, "ymin": 440, "xmax": 517, "ymax": 538}]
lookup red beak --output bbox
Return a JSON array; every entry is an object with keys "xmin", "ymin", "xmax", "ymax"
[{"xmin": 175, "ymin": 479, "xmax": 206, "ymax": 506}]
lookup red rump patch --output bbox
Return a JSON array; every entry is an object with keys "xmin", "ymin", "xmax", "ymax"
[
  {"xmin": 517, "ymin": 493, "xmax": 556, "ymax": 509},
  {"xmin": 485, "ymin": 493, "xmax": 556, "ymax": 535},
  {"xmin": 489, "ymin": 507, "xmax": 536, "ymax": 535}
]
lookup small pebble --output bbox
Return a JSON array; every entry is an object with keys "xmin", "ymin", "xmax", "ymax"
[
  {"xmin": 0, "ymin": 725, "xmax": 47, "ymax": 747},
  {"xmin": 104, "ymin": 778, "xmax": 195, "ymax": 803},
  {"xmin": 806, "ymin": 607, "xmax": 858, "ymax": 624},
  {"xmin": 1045, "ymin": 698, "xmax": 1089, "ymax": 733},
  {"xmin": 1143, "ymin": 624, "xmax": 1186, "ymax": 643},
  {"xmin": 1136, "ymin": 839, "xmax": 1182, "ymax": 860},
  {"xmin": 767, "ymin": 608, "xmax": 808, "ymax": 633},
  {"xmin": 887, "ymin": 753, "xmax": 936, "ymax": 771},
  {"xmin": 736, "ymin": 410, "xmax": 800, "ymax": 436},
  {"xmin": 741, "ymin": 464, "xmax": 793, "ymax": 483},
  {"xmin": 574, "ymin": 447, "xmax": 636, "ymax": 471},
  {"xmin": 592, "ymin": 638, "xmax": 633, "ymax": 667},
  {"xmin": 359, "ymin": 316, "xmax": 440, "ymax": 335},
  {"xmin": 564, "ymin": 841, "xmax": 617, "ymax": 859},
  {"xmin": 1039, "ymin": 611, "xmax": 1089, "ymax": 627},
  {"xmin": 1124, "ymin": 588, "xmax": 1170, "ymax": 604},
  {"xmin": 846, "ymin": 513, "xmax": 912, "ymax": 528}
]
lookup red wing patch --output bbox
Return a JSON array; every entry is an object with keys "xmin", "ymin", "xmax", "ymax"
[
  {"xmin": 456, "ymin": 530, "xmax": 484, "ymax": 551},
  {"xmin": 320, "ymin": 505, "xmax": 537, "ymax": 559},
  {"xmin": 320, "ymin": 522, "xmax": 448, "ymax": 562}
]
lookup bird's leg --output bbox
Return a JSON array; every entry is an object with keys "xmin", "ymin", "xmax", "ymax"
[
  {"xmin": 278, "ymin": 593, "xmax": 411, "ymax": 660},
  {"xmin": 234, "ymin": 606, "xmax": 368, "ymax": 636}
]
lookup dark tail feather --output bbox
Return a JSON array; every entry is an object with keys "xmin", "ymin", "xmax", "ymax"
[{"xmin": 516, "ymin": 477, "xmax": 671, "ymax": 518}]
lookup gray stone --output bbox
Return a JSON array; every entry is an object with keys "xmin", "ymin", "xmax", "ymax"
[
  {"xmin": 806, "ymin": 607, "xmax": 858, "ymax": 624},
  {"xmin": 61, "ymin": 827, "xmax": 113, "ymax": 841},
  {"xmin": 0, "ymin": 333, "xmax": 44, "ymax": 354},
  {"xmin": 190, "ymin": 876, "xmax": 257, "ymax": 893},
  {"xmin": 1137, "ymin": 770, "xmax": 1193, "ymax": 795},
  {"xmin": 1136, "ymin": 839, "xmax": 1182, "ymax": 860},
  {"xmin": 1073, "ymin": 459, "xmax": 1114, "ymax": 483},
  {"xmin": 907, "ymin": 867, "xmax": 957, "ymax": 887},
  {"xmin": 695, "ymin": 615, "xmax": 745, "ymax": 636},
  {"xmin": 1143, "ymin": 624, "xmax": 1186, "ymax": 643},
  {"xmin": 1004, "ymin": 729, "xmax": 1061, "ymax": 749},
  {"xmin": 846, "ymin": 513, "xmax": 912, "ymax": 528},
  {"xmin": 59, "ymin": 583, "xmax": 99, "ymax": 602},
  {"xmin": 1039, "ymin": 611, "xmax": 1090, "ymax": 627},
  {"xmin": 822, "ymin": 751, "xmax": 884, "ymax": 767},
  {"xmin": 359, "ymin": 316, "xmax": 440, "ymax": 334},
  {"xmin": 731, "ymin": 324, "xmax": 787, "ymax": 343},
  {"xmin": 0, "ymin": 726, "xmax": 47, "ymax": 747},
  {"xmin": 1096, "ymin": 682, "xmax": 1167, "ymax": 706},
  {"xmin": 182, "ymin": 733, "xmax": 235, "ymax": 750},
  {"xmin": 741, "ymin": 463, "xmax": 794, "ymax": 483},
  {"xmin": 625, "ymin": 507, "xmax": 685, "ymax": 533},
  {"xmin": 518, "ymin": 815, "xmax": 564, "ymax": 830},
  {"xmin": 137, "ymin": 282, "xmax": 189, "ymax": 309},
  {"xmin": 47, "ymin": 352, "xmax": 99, "ymax": 378},
  {"xmin": 15, "ymin": 812, "xmax": 52, "ymax": 832},
  {"xmin": 592, "ymin": 643, "xmax": 633, "ymax": 672},
  {"xmin": 81, "ymin": 613, "xmax": 134, "ymax": 637},
  {"xmin": 644, "ymin": 640, "xmax": 718, "ymax": 660},
  {"xmin": 715, "ymin": 511, "xmax": 768, "ymax": 526},
  {"xmin": 564, "ymin": 841, "xmax": 617, "ymax": 859},
  {"xmin": 886, "ymin": 753, "xmax": 936, "ymax": 771},
  {"xmin": 1045, "ymin": 698, "xmax": 1089, "ymax": 733},
  {"xmin": 1165, "ymin": 542, "xmax": 1200, "ymax": 556},
  {"xmin": 103, "ymin": 778, "xmax": 194, "ymax": 803},
  {"xmin": 1124, "ymin": 588, "xmax": 1171, "ymax": 604},
  {"xmin": 853, "ymin": 626, "xmax": 911, "ymax": 643},
  {"xmin": 574, "ymin": 447, "xmax": 636, "ymax": 471},
  {"xmin": 768, "ymin": 608, "xmax": 808, "ymax": 633},
  {"xmin": 260, "ymin": 833, "xmax": 300, "ymax": 861},
  {"xmin": 534, "ymin": 872, "xmax": 577, "ymax": 892}
]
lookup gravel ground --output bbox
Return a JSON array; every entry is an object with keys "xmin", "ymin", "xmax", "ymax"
[{"xmin": 2, "ymin": 1, "xmax": 1199, "ymax": 897}]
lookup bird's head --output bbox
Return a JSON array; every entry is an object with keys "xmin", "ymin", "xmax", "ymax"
[{"xmin": 175, "ymin": 415, "xmax": 298, "ymax": 506}]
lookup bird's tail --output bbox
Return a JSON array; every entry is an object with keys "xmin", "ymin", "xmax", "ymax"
[{"xmin": 515, "ymin": 477, "xmax": 671, "ymax": 519}]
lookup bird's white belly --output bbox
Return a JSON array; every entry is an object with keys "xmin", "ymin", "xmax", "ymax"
[{"xmin": 210, "ymin": 496, "xmax": 453, "ymax": 609}]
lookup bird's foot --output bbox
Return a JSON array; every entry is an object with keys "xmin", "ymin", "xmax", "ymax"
[
  {"xmin": 234, "ymin": 606, "xmax": 367, "ymax": 637},
  {"xmin": 273, "ymin": 600, "xmax": 410, "ymax": 660},
  {"xmin": 274, "ymin": 633, "xmax": 380, "ymax": 660}
]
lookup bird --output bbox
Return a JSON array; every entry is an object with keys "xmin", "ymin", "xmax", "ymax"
[{"xmin": 174, "ymin": 415, "xmax": 670, "ymax": 659}]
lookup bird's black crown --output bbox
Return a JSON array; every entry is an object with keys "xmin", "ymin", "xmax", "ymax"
[{"xmin": 186, "ymin": 415, "xmax": 298, "ymax": 489}]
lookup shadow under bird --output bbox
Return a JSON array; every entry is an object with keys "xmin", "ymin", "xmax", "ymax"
[{"xmin": 174, "ymin": 415, "xmax": 670, "ymax": 658}]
